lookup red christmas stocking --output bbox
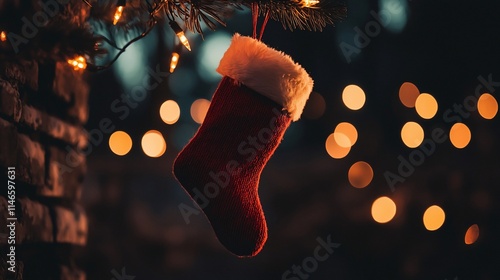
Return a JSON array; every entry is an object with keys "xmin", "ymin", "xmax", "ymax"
[{"xmin": 173, "ymin": 34, "xmax": 313, "ymax": 257}]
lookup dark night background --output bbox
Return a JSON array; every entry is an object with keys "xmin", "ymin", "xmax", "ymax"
[{"xmin": 83, "ymin": 0, "xmax": 500, "ymax": 279}]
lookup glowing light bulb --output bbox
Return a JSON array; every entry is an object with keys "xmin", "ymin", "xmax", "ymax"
[
  {"xmin": 170, "ymin": 52, "xmax": 180, "ymax": 73},
  {"xmin": 178, "ymin": 33, "xmax": 191, "ymax": 51},
  {"xmin": 0, "ymin": 31, "xmax": 6, "ymax": 42},
  {"xmin": 67, "ymin": 56, "xmax": 87, "ymax": 71},
  {"xmin": 300, "ymin": 0, "xmax": 320, "ymax": 7},
  {"xmin": 170, "ymin": 21, "xmax": 191, "ymax": 51},
  {"xmin": 113, "ymin": 4, "xmax": 125, "ymax": 25}
]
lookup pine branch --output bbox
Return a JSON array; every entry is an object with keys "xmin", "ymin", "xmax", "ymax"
[
  {"xmin": 84, "ymin": 0, "xmax": 346, "ymax": 71},
  {"xmin": 88, "ymin": 0, "xmax": 345, "ymax": 33},
  {"xmin": 166, "ymin": 0, "xmax": 346, "ymax": 33},
  {"xmin": 243, "ymin": 0, "xmax": 346, "ymax": 31}
]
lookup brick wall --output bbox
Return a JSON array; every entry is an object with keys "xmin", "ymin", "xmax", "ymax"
[{"xmin": 0, "ymin": 58, "xmax": 89, "ymax": 279}]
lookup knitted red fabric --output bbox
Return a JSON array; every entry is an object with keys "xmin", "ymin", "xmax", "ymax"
[{"xmin": 173, "ymin": 76, "xmax": 291, "ymax": 257}]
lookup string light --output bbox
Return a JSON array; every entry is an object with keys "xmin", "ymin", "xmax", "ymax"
[
  {"xmin": 300, "ymin": 0, "xmax": 320, "ymax": 8},
  {"xmin": 67, "ymin": 56, "xmax": 87, "ymax": 71},
  {"xmin": 0, "ymin": 31, "xmax": 6, "ymax": 42},
  {"xmin": 170, "ymin": 52, "xmax": 180, "ymax": 73},
  {"xmin": 113, "ymin": 0, "xmax": 126, "ymax": 25},
  {"xmin": 169, "ymin": 21, "xmax": 191, "ymax": 51},
  {"xmin": 83, "ymin": 0, "xmax": 345, "ymax": 71}
]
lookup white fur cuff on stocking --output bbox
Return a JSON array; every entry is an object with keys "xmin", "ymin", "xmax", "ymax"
[{"xmin": 216, "ymin": 33, "xmax": 314, "ymax": 121}]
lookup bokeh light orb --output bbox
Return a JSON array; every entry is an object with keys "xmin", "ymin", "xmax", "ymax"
[
  {"xmin": 423, "ymin": 205, "xmax": 446, "ymax": 231},
  {"xmin": 333, "ymin": 132, "xmax": 352, "ymax": 148},
  {"xmin": 342, "ymin": 84, "xmax": 366, "ymax": 110},
  {"xmin": 190, "ymin": 99, "xmax": 211, "ymax": 124},
  {"xmin": 399, "ymin": 82, "xmax": 420, "ymax": 108},
  {"xmin": 449, "ymin": 123, "xmax": 471, "ymax": 149},
  {"xmin": 465, "ymin": 224, "xmax": 480, "ymax": 245},
  {"xmin": 141, "ymin": 130, "xmax": 167, "ymax": 158},
  {"xmin": 401, "ymin": 122, "xmax": 424, "ymax": 148},
  {"xmin": 109, "ymin": 131, "xmax": 133, "ymax": 156},
  {"xmin": 371, "ymin": 196, "xmax": 397, "ymax": 224},
  {"xmin": 415, "ymin": 93, "xmax": 438, "ymax": 119},
  {"xmin": 348, "ymin": 161, "xmax": 374, "ymax": 188},
  {"xmin": 198, "ymin": 33, "xmax": 232, "ymax": 82},
  {"xmin": 325, "ymin": 133, "xmax": 351, "ymax": 159},
  {"xmin": 379, "ymin": 0, "xmax": 408, "ymax": 33},
  {"xmin": 334, "ymin": 122, "xmax": 358, "ymax": 148},
  {"xmin": 303, "ymin": 92, "xmax": 326, "ymax": 119},
  {"xmin": 160, "ymin": 100, "xmax": 181, "ymax": 125},
  {"xmin": 478, "ymin": 93, "xmax": 498, "ymax": 120}
]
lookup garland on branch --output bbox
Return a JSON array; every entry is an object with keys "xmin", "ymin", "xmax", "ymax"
[{"xmin": 0, "ymin": 0, "xmax": 346, "ymax": 72}]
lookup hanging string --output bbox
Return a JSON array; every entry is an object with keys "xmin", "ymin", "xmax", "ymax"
[
  {"xmin": 251, "ymin": 3, "xmax": 258, "ymax": 39},
  {"xmin": 251, "ymin": 4, "xmax": 270, "ymax": 41},
  {"xmin": 258, "ymin": 11, "xmax": 270, "ymax": 41}
]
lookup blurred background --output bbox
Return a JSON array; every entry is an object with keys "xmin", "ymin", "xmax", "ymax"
[{"xmin": 83, "ymin": 0, "xmax": 500, "ymax": 279}]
